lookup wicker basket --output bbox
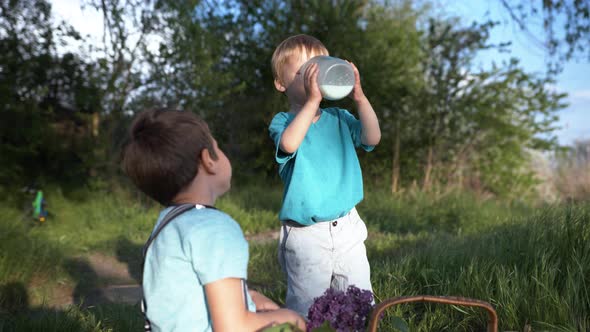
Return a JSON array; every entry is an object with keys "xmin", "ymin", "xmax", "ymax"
[{"xmin": 367, "ymin": 295, "xmax": 498, "ymax": 332}]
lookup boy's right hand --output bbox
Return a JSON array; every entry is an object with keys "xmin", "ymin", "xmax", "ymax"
[{"xmin": 302, "ymin": 62, "xmax": 322, "ymax": 104}]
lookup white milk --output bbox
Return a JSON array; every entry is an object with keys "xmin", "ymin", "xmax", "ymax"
[{"xmin": 320, "ymin": 85, "xmax": 354, "ymax": 100}]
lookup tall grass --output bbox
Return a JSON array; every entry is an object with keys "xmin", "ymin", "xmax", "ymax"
[
  {"xmin": 366, "ymin": 204, "xmax": 590, "ymax": 331},
  {"xmin": 361, "ymin": 189, "xmax": 533, "ymax": 234},
  {"xmin": 0, "ymin": 184, "xmax": 589, "ymax": 331}
]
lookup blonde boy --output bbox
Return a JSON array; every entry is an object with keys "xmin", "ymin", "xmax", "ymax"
[{"xmin": 269, "ymin": 35, "xmax": 381, "ymax": 316}]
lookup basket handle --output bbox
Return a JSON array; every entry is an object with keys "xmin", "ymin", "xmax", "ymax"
[{"xmin": 367, "ymin": 295, "xmax": 498, "ymax": 332}]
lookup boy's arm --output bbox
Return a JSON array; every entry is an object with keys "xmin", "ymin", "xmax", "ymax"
[
  {"xmin": 249, "ymin": 289, "xmax": 280, "ymax": 311},
  {"xmin": 348, "ymin": 62, "xmax": 381, "ymax": 146},
  {"xmin": 206, "ymin": 278, "xmax": 306, "ymax": 331},
  {"xmin": 279, "ymin": 63, "xmax": 323, "ymax": 154}
]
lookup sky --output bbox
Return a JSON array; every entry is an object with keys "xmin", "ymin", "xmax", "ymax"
[{"xmin": 50, "ymin": 0, "xmax": 589, "ymax": 146}]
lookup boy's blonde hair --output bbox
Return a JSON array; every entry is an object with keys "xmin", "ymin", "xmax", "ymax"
[{"xmin": 271, "ymin": 34, "xmax": 329, "ymax": 85}]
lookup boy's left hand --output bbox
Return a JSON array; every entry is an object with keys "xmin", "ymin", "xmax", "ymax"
[{"xmin": 346, "ymin": 61, "xmax": 366, "ymax": 103}]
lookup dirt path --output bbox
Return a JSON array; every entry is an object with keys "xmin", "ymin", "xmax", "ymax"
[
  {"xmin": 85, "ymin": 253, "xmax": 138, "ymax": 284},
  {"xmin": 45, "ymin": 231, "xmax": 279, "ymax": 308}
]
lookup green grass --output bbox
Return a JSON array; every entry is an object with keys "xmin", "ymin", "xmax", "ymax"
[
  {"xmin": 0, "ymin": 184, "xmax": 589, "ymax": 331},
  {"xmin": 366, "ymin": 204, "xmax": 590, "ymax": 331}
]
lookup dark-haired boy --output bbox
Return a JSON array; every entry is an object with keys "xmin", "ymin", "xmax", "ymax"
[{"xmin": 122, "ymin": 108, "xmax": 305, "ymax": 331}]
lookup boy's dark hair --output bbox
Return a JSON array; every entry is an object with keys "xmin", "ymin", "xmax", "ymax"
[{"xmin": 121, "ymin": 108, "xmax": 217, "ymax": 206}]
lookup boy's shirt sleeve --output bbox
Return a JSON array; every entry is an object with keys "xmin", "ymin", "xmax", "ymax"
[
  {"xmin": 339, "ymin": 108, "xmax": 374, "ymax": 152},
  {"xmin": 186, "ymin": 215, "xmax": 249, "ymax": 285},
  {"xmin": 269, "ymin": 112, "xmax": 296, "ymax": 164}
]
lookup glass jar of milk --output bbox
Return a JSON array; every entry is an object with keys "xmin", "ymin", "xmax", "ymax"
[{"xmin": 300, "ymin": 56, "xmax": 355, "ymax": 101}]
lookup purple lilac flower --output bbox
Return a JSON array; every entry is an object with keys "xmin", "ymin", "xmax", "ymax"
[{"xmin": 306, "ymin": 285, "xmax": 374, "ymax": 332}]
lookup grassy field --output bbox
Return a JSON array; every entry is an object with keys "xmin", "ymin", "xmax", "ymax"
[{"xmin": 0, "ymin": 184, "xmax": 588, "ymax": 331}]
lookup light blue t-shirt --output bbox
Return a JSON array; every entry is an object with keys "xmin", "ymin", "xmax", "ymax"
[
  {"xmin": 269, "ymin": 107, "xmax": 374, "ymax": 225},
  {"xmin": 143, "ymin": 206, "xmax": 256, "ymax": 332}
]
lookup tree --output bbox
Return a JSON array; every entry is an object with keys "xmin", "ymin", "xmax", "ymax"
[
  {"xmin": 353, "ymin": 0, "xmax": 424, "ymax": 192},
  {"xmin": 346, "ymin": 7, "xmax": 566, "ymax": 196},
  {"xmin": 397, "ymin": 18, "xmax": 566, "ymax": 197},
  {"xmin": 0, "ymin": 0, "xmax": 103, "ymax": 186}
]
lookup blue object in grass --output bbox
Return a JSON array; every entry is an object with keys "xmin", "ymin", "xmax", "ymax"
[{"xmin": 307, "ymin": 285, "xmax": 374, "ymax": 332}]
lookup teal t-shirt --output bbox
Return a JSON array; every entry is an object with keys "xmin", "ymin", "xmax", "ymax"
[
  {"xmin": 269, "ymin": 107, "xmax": 374, "ymax": 225},
  {"xmin": 143, "ymin": 206, "xmax": 256, "ymax": 332}
]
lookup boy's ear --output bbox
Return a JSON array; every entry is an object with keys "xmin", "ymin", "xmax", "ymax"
[
  {"xmin": 274, "ymin": 78, "xmax": 286, "ymax": 92},
  {"xmin": 200, "ymin": 148, "xmax": 216, "ymax": 174}
]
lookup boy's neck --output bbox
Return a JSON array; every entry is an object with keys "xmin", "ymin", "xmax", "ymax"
[
  {"xmin": 288, "ymin": 101, "xmax": 304, "ymax": 114},
  {"xmin": 171, "ymin": 177, "xmax": 219, "ymax": 207},
  {"xmin": 288, "ymin": 102, "xmax": 321, "ymax": 118},
  {"xmin": 172, "ymin": 191, "xmax": 216, "ymax": 207}
]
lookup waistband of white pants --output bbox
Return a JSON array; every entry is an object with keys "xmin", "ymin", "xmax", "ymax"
[{"xmin": 282, "ymin": 208, "xmax": 354, "ymax": 228}]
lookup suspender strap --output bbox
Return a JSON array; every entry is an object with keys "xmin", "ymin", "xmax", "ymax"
[
  {"xmin": 142, "ymin": 204, "xmax": 196, "ymax": 263},
  {"xmin": 141, "ymin": 203, "xmax": 195, "ymax": 332}
]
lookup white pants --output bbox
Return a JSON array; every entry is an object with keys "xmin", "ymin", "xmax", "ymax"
[{"xmin": 278, "ymin": 207, "xmax": 373, "ymax": 317}]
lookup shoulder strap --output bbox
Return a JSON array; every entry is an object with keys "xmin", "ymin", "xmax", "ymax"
[
  {"xmin": 142, "ymin": 204, "xmax": 195, "ymax": 263},
  {"xmin": 141, "ymin": 203, "xmax": 196, "ymax": 332}
]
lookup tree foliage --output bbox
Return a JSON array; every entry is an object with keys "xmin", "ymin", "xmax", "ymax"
[
  {"xmin": 0, "ymin": 0, "xmax": 103, "ymax": 186},
  {"xmin": 0, "ymin": 0, "xmax": 568, "ymax": 198}
]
